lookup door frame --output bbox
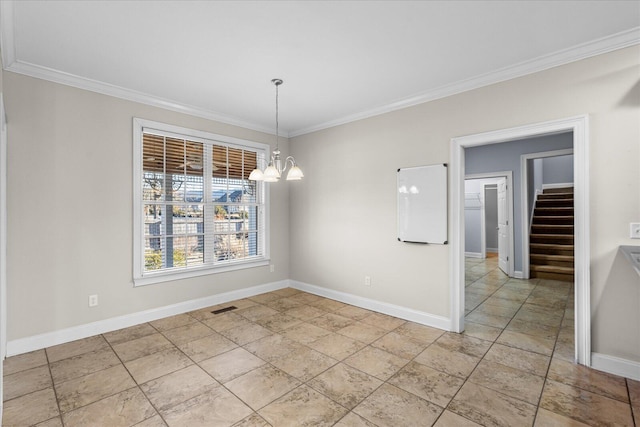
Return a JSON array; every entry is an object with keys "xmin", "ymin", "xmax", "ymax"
[
  {"xmin": 0, "ymin": 94, "xmax": 7, "ymax": 414},
  {"xmin": 520, "ymin": 148, "xmax": 574, "ymax": 279},
  {"xmin": 449, "ymin": 115, "xmax": 590, "ymax": 367},
  {"xmin": 465, "ymin": 173, "xmax": 514, "ymax": 275}
]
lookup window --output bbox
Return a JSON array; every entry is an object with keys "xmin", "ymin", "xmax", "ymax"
[{"xmin": 133, "ymin": 119, "xmax": 269, "ymax": 285}]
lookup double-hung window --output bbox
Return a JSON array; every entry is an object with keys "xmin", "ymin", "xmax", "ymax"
[{"xmin": 133, "ymin": 119, "xmax": 269, "ymax": 286}]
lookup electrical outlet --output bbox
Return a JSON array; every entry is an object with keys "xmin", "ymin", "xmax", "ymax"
[
  {"xmin": 631, "ymin": 223, "xmax": 640, "ymax": 239},
  {"xmin": 88, "ymin": 294, "xmax": 98, "ymax": 307},
  {"xmin": 270, "ymin": 264, "xmax": 275, "ymax": 273},
  {"xmin": 364, "ymin": 276, "xmax": 371, "ymax": 286}
]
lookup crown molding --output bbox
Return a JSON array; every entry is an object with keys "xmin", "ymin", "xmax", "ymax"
[
  {"xmin": 1, "ymin": 0, "xmax": 637, "ymax": 139},
  {"xmin": 289, "ymin": 27, "xmax": 640, "ymax": 137}
]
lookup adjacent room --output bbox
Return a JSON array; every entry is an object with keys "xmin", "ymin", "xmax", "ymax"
[{"xmin": 0, "ymin": 1, "xmax": 639, "ymax": 426}]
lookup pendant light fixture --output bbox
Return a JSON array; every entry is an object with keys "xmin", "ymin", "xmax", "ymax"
[{"xmin": 249, "ymin": 79, "xmax": 304, "ymax": 182}]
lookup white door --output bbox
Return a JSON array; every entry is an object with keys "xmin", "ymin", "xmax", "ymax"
[{"xmin": 497, "ymin": 178, "xmax": 509, "ymax": 275}]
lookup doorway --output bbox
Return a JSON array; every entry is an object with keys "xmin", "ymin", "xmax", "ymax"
[
  {"xmin": 464, "ymin": 173, "xmax": 514, "ymax": 277},
  {"xmin": 450, "ymin": 115, "xmax": 591, "ymax": 366}
]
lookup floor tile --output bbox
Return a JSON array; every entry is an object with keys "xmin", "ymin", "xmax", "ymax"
[
  {"xmin": 533, "ymin": 408, "xmax": 591, "ymax": 426},
  {"xmin": 56, "ymin": 364, "xmax": 136, "ymax": 413},
  {"xmin": 220, "ymin": 322, "xmax": 273, "ymax": 345},
  {"xmin": 225, "ymin": 365, "xmax": 301, "ymax": 410},
  {"xmin": 628, "ymin": 378, "xmax": 640, "ymax": 408},
  {"xmin": 125, "ymin": 347, "xmax": 193, "ymax": 384},
  {"xmin": 199, "ymin": 347, "xmax": 266, "ymax": 383},
  {"xmin": 3, "ymin": 364, "xmax": 52, "ymax": 401},
  {"xmin": 150, "ymin": 313, "xmax": 197, "ymax": 332},
  {"xmin": 465, "ymin": 311, "xmax": 512, "ymax": 328},
  {"xmin": 307, "ymin": 312, "xmax": 355, "ymax": 332},
  {"xmin": 236, "ymin": 304, "xmax": 280, "ymax": 321},
  {"xmin": 505, "ymin": 318, "xmax": 559, "ymax": 340},
  {"xmin": 286, "ymin": 292, "xmax": 324, "ymax": 305},
  {"xmin": 307, "ymin": 332, "xmax": 367, "ymax": 360},
  {"xmin": 280, "ymin": 322, "xmax": 332, "ymax": 344},
  {"xmin": 449, "ymin": 382, "xmax": 537, "ymax": 427},
  {"xmin": 62, "ymin": 387, "xmax": 156, "ymax": 427},
  {"xmin": 388, "ymin": 360, "xmax": 464, "ymax": 407},
  {"xmin": 334, "ymin": 305, "xmax": 374, "ymax": 320},
  {"xmin": 271, "ymin": 288, "xmax": 301, "ymax": 298},
  {"xmin": 414, "ymin": 343, "xmax": 480, "ymax": 379},
  {"xmin": 50, "ymin": 347, "xmax": 120, "ymax": 384},
  {"xmin": 161, "ymin": 321, "xmax": 214, "ymax": 346},
  {"xmin": 360, "ymin": 312, "xmax": 406, "ymax": 331},
  {"xmin": 134, "ymin": 415, "xmax": 168, "ymax": 427},
  {"xmin": 353, "ymin": 383, "xmax": 443, "ymax": 427},
  {"xmin": 177, "ymin": 331, "xmax": 238, "ymax": 362},
  {"xmin": 539, "ymin": 379, "xmax": 634, "ymax": 426},
  {"xmin": 434, "ymin": 332, "xmax": 492, "ymax": 358},
  {"xmin": 46, "ymin": 335, "xmax": 109, "ymax": 363},
  {"xmin": 344, "ymin": 346, "xmax": 408, "ymax": 381},
  {"xmin": 3, "ymin": 349, "xmax": 47, "ymax": 376},
  {"xmin": 371, "ymin": 331, "xmax": 427, "ymax": 360},
  {"xmin": 112, "ymin": 333, "xmax": 174, "ymax": 362},
  {"xmin": 495, "ymin": 329, "xmax": 556, "ymax": 356},
  {"xmin": 483, "ymin": 343, "xmax": 550, "ymax": 377},
  {"xmin": 231, "ymin": 413, "xmax": 271, "ymax": 427},
  {"xmin": 255, "ymin": 313, "xmax": 303, "ymax": 332},
  {"xmin": 333, "ymin": 412, "xmax": 377, "ymax": 426},
  {"xmin": 243, "ymin": 333, "xmax": 303, "ymax": 362},
  {"xmin": 433, "ymin": 410, "xmax": 483, "ymax": 426},
  {"xmin": 202, "ymin": 311, "xmax": 253, "ymax": 331},
  {"xmin": 308, "ymin": 363, "xmax": 383, "ymax": 409},
  {"xmin": 337, "ymin": 321, "xmax": 387, "ymax": 344},
  {"xmin": 258, "ymin": 384, "xmax": 348, "ymax": 427},
  {"xmin": 159, "ymin": 385, "xmax": 252, "ymax": 427},
  {"xmin": 2, "ymin": 387, "xmax": 59, "ymax": 426},
  {"xmin": 248, "ymin": 292, "xmax": 283, "ymax": 304},
  {"xmin": 394, "ymin": 322, "xmax": 444, "ymax": 344},
  {"xmin": 270, "ymin": 346, "xmax": 337, "ymax": 381},
  {"xmin": 546, "ymin": 357, "xmax": 629, "ymax": 402},
  {"xmin": 462, "ymin": 322, "xmax": 502, "ymax": 342},
  {"xmin": 283, "ymin": 304, "xmax": 328, "ymax": 320},
  {"xmin": 139, "ymin": 365, "xmax": 219, "ymax": 411},
  {"xmin": 311, "ymin": 298, "xmax": 348, "ymax": 312},
  {"xmin": 34, "ymin": 416, "xmax": 64, "ymax": 427},
  {"xmin": 103, "ymin": 323, "xmax": 156, "ymax": 345},
  {"xmin": 468, "ymin": 359, "xmax": 545, "ymax": 405}
]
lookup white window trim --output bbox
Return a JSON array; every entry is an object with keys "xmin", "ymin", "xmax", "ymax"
[{"xmin": 132, "ymin": 118, "xmax": 270, "ymax": 287}]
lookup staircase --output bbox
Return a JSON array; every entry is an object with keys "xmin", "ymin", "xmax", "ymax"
[{"xmin": 529, "ymin": 187, "xmax": 574, "ymax": 282}]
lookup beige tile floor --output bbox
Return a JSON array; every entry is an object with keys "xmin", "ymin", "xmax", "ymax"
[{"xmin": 3, "ymin": 257, "xmax": 639, "ymax": 426}]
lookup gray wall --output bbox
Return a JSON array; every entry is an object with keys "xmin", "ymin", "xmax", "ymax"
[
  {"xmin": 543, "ymin": 154, "xmax": 574, "ymax": 185},
  {"xmin": 465, "ymin": 132, "xmax": 574, "ymax": 273}
]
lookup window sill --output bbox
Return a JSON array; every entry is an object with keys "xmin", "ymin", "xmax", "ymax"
[{"xmin": 133, "ymin": 259, "xmax": 270, "ymax": 287}]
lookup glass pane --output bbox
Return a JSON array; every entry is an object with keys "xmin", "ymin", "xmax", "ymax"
[
  {"xmin": 247, "ymin": 232, "xmax": 258, "ymax": 257},
  {"xmin": 239, "ymin": 205, "xmax": 259, "ymax": 232},
  {"xmin": 184, "ymin": 140, "xmax": 204, "ymax": 201},
  {"xmin": 214, "ymin": 234, "xmax": 230, "ymax": 261},
  {"xmin": 142, "ymin": 133, "xmax": 164, "ymax": 174},
  {"xmin": 143, "ymin": 204, "xmax": 163, "ymax": 238},
  {"xmin": 227, "ymin": 147, "xmax": 244, "ymax": 180},
  {"xmin": 242, "ymin": 179, "xmax": 257, "ymax": 204},
  {"xmin": 212, "ymin": 177, "xmax": 228, "ymax": 203},
  {"xmin": 165, "ymin": 137, "xmax": 185, "ymax": 202},
  {"xmin": 214, "ymin": 205, "xmax": 229, "ymax": 226},
  {"xmin": 229, "ymin": 231, "xmax": 246, "ymax": 260},
  {"xmin": 143, "ymin": 172, "xmax": 164, "ymax": 202},
  {"xmin": 212, "ymin": 144, "xmax": 228, "ymax": 178},
  {"xmin": 185, "ymin": 235, "xmax": 204, "ymax": 266},
  {"xmin": 244, "ymin": 150, "xmax": 257, "ymax": 180},
  {"xmin": 144, "ymin": 245, "xmax": 164, "ymax": 272}
]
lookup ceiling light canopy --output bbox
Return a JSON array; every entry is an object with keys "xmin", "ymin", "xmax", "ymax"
[{"xmin": 249, "ymin": 79, "xmax": 304, "ymax": 182}]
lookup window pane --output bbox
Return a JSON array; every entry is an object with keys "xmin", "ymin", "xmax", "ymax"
[
  {"xmin": 214, "ymin": 234, "xmax": 230, "ymax": 261},
  {"xmin": 144, "ymin": 204, "xmax": 163, "ymax": 239},
  {"xmin": 144, "ymin": 244, "xmax": 164, "ymax": 272},
  {"xmin": 165, "ymin": 137, "xmax": 185, "ymax": 202},
  {"xmin": 212, "ymin": 144, "xmax": 228, "ymax": 178},
  {"xmin": 247, "ymin": 232, "xmax": 259, "ymax": 257},
  {"xmin": 185, "ymin": 235, "xmax": 204, "ymax": 266},
  {"xmin": 184, "ymin": 140, "xmax": 204, "ymax": 202}
]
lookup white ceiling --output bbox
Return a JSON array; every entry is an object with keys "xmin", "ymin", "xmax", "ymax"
[{"xmin": 1, "ymin": 1, "xmax": 639, "ymax": 136}]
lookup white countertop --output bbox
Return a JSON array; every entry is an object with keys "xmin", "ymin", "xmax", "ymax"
[{"xmin": 620, "ymin": 246, "xmax": 640, "ymax": 276}]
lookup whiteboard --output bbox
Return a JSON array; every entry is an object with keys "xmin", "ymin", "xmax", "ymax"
[{"xmin": 397, "ymin": 164, "xmax": 448, "ymax": 244}]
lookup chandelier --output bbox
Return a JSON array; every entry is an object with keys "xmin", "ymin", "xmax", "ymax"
[{"xmin": 249, "ymin": 79, "xmax": 304, "ymax": 182}]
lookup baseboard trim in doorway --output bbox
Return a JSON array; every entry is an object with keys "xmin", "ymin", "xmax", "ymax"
[
  {"xmin": 6, "ymin": 280, "xmax": 290, "ymax": 357},
  {"xmin": 464, "ymin": 252, "xmax": 483, "ymax": 258},
  {"xmin": 290, "ymin": 280, "xmax": 451, "ymax": 331},
  {"xmin": 591, "ymin": 352, "xmax": 640, "ymax": 381},
  {"xmin": 513, "ymin": 271, "xmax": 524, "ymax": 279}
]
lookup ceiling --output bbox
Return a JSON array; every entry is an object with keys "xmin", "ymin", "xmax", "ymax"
[{"xmin": 1, "ymin": 1, "xmax": 639, "ymax": 137}]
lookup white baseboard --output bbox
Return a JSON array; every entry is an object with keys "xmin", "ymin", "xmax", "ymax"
[
  {"xmin": 6, "ymin": 280, "xmax": 289, "ymax": 357},
  {"xmin": 486, "ymin": 248, "xmax": 498, "ymax": 253},
  {"xmin": 591, "ymin": 352, "xmax": 640, "ymax": 381},
  {"xmin": 465, "ymin": 252, "xmax": 482, "ymax": 259},
  {"xmin": 542, "ymin": 182, "xmax": 574, "ymax": 190},
  {"xmin": 513, "ymin": 270, "xmax": 524, "ymax": 279},
  {"xmin": 290, "ymin": 280, "xmax": 451, "ymax": 331}
]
